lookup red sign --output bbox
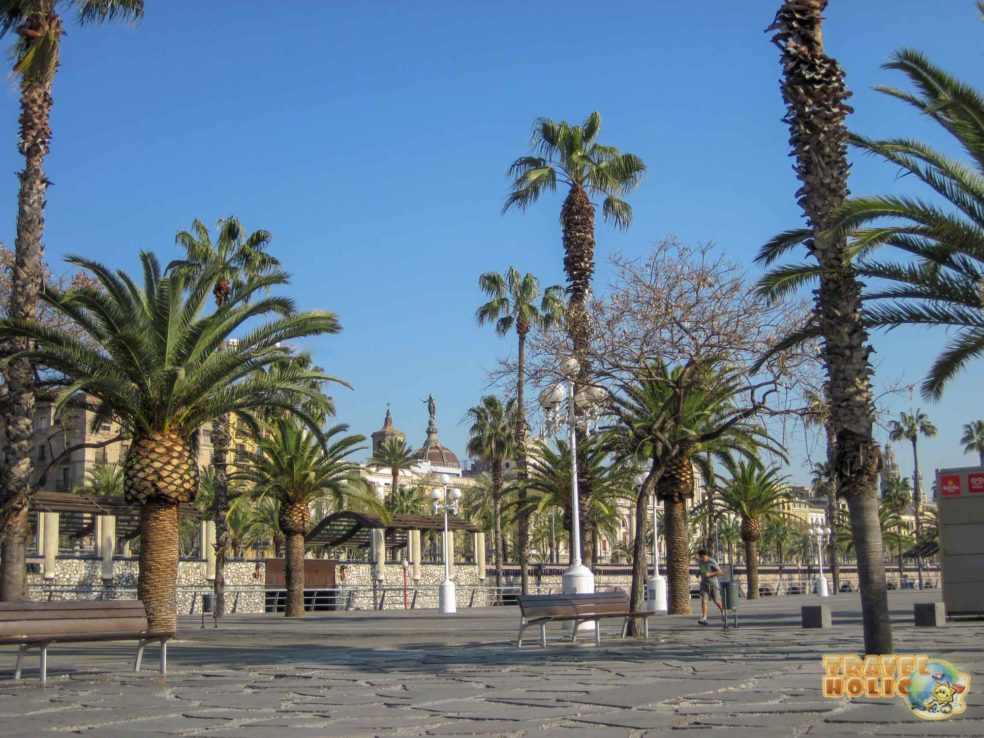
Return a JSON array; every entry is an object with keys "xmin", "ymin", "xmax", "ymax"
[
  {"xmin": 940, "ymin": 474, "xmax": 962, "ymax": 497},
  {"xmin": 968, "ymin": 473, "xmax": 984, "ymax": 494}
]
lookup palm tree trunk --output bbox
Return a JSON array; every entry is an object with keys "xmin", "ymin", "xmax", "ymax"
[
  {"xmin": 663, "ymin": 495, "xmax": 690, "ymax": 615},
  {"xmin": 284, "ymin": 530, "xmax": 306, "ymax": 617},
  {"xmin": 210, "ymin": 415, "xmax": 231, "ymax": 617},
  {"xmin": 492, "ymin": 464, "xmax": 505, "ymax": 591},
  {"xmin": 138, "ymin": 499, "xmax": 180, "ymax": 632},
  {"xmin": 772, "ymin": 0, "xmax": 893, "ymax": 655},
  {"xmin": 0, "ymin": 52, "xmax": 56, "ymax": 602},
  {"xmin": 516, "ymin": 325, "xmax": 531, "ymax": 594},
  {"xmin": 744, "ymin": 537, "xmax": 760, "ymax": 600},
  {"xmin": 825, "ymin": 422, "xmax": 840, "ymax": 594},
  {"xmin": 627, "ymin": 470, "xmax": 655, "ymax": 636},
  {"xmin": 911, "ymin": 437, "xmax": 923, "ymax": 589}
]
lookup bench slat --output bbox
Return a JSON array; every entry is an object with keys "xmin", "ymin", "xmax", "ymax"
[
  {"xmin": 0, "ymin": 630, "xmax": 171, "ymax": 646},
  {"xmin": 0, "ymin": 607, "xmax": 145, "ymax": 622},
  {"xmin": 0, "ymin": 616, "xmax": 148, "ymax": 639},
  {"xmin": 0, "ymin": 600, "xmax": 143, "ymax": 613}
]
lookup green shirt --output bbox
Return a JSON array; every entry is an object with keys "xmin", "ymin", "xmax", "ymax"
[{"xmin": 699, "ymin": 558, "xmax": 721, "ymax": 583}]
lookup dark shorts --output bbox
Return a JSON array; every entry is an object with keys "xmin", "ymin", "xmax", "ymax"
[{"xmin": 700, "ymin": 580, "xmax": 721, "ymax": 602}]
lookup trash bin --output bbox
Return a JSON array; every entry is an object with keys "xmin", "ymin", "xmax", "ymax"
[
  {"xmin": 720, "ymin": 581, "xmax": 739, "ymax": 629},
  {"xmin": 201, "ymin": 593, "xmax": 216, "ymax": 628},
  {"xmin": 721, "ymin": 581, "xmax": 739, "ymax": 611}
]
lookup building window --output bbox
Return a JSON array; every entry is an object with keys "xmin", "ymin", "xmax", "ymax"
[
  {"xmin": 99, "ymin": 421, "xmax": 112, "ymax": 433},
  {"xmin": 58, "ymin": 467, "xmax": 72, "ymax": 492},
  {"xmin": 37, "ymin": 446, "xmax": 46, "ymax": 462}
]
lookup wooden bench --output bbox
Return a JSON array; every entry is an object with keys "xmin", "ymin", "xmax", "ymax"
[
  {"xmin": 516, "ymin": 591, "xmax": 653, "ymax": 647},
  {"xmin": 0, "ymin": 600, "xmax": 173, "ymax": 685}
]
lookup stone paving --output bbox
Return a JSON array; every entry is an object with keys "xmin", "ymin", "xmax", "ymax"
[{"xmin": 0, "ymin": 591, "xmax": 981, "ymax": 737}]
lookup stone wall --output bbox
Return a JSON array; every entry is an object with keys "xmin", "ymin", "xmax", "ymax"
[
  {"xmin": 336, "ymin": 561, "xmax": 489, "ymax": 610},
  {"xmin": 27, "ymin": 558, "xmax": 267, "ymax": 614}
]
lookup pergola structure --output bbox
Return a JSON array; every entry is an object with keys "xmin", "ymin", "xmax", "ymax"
[
  {"xmin": 29, "ymin": 490, "xmax": 204, "ymax": 582},
  {"xmin": 305, "ymin": 510, "xmax": 485, "ymax": 580}
]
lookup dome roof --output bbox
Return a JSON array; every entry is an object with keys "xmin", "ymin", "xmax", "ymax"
[
  {"xmin": 414, "ymin": 439, "xmax": 460, "ymax": 469},
  {"xmin": 371, "ymin": 407, "xmax": 406, "ymax": 453}
]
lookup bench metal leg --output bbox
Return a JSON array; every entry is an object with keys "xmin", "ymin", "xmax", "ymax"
[
  {"xmin": 571, "ymin": 620, "xmax": 580, "ymax": 643},
  {"xmin": 160, "ymin": 641, "xmax": 167, "ymax": 675},
  {"xmin": 595, "ymin": 619, "xmax": 601, "ymax": 646},
  {"xmin": 645, "ymin": 617, "xmax": 650, "ymax": 639},
  {"xmin": 14, "ymin": 644, "xmax": 26, "ymax": 680},
  {"xmin": 39, "ymin": 645, "xmax": 47, "ymax": 686},
  {"xmin": 540, "ymin": 623, "xmax": 547, "ymax": 648},
  {"xmin": 517, "ymin": 621, "xmax": 527, "ymax": 648},
  {"xmin": 135, "ymin": 642, "xmax": 145, "ymax": 672}
]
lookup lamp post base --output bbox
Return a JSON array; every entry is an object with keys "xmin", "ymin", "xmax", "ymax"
[
  {"xmin": 646, "ymin": 575, "xmax": 667, "ymax": 613},
  {"xmin": 815, "ymin": 575, "xmax": 829, "ymax": 597},
  {"xmin": 562, "ymin": 564, "xmax": 594, "ymax": 631},
  {"xmin": 439, "ymin": 580, "xmax": 457, "ymax": 614}
]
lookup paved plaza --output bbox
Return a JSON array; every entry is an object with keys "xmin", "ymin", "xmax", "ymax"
[{"xmin": 0, "ymin": 591, "xmax": 981, "ymax": 737}]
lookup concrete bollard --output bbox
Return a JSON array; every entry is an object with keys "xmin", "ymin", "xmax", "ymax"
[
  {"xmin": 802, "ymin": 605, "xmax": 831, "ymax": 628},
  {"xmin": 914, "ymin": 602, "xmax": 946, "ymax": 627}
]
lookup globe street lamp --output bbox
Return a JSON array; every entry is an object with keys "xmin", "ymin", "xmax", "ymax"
[
  {"xmin": 432, "ymin": 474, "xmax": 462, "ymax": 614},
  {"xmin": 810, "ymin": 525, "xmax": 831, "ymax": 597},
  {"xmin": 635, "ymin": 473, "xmax": 667, "ymax": 613},
  {"xmin": 538, "ymin": 357, "xmax": 604, "ymax": 600}
]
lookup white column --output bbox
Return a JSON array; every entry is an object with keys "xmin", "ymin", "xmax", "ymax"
[
  {"xmin": 204, "ymin": 520, "xmax": 216, "ymax": 581},
  {"xmin": 42, "ymin": 512, "xmax": 59, "ymax": 580},
  {"xmin": 474, "ymin": 532, "xmax": 486, "ymax": 580},
  {"xmin": 371, "ymin": 529, "xmax": 386, "ymax": 579},
  {"xmin": 98, "ymin": 515, "xmax": 116, "ymax": 582},
  {"xmin": 410, "ymin": 529, "xmax": 422, "ymax": 581}
]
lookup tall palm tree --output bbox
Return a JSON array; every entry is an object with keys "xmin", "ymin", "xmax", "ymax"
[
  {"xmin": 477, "ymin": 267, "xmax": 564, "ymax": 593},
  {"xmin": 717, "ymin": 463, "xmax": 790, "ymax": 600},
  {"xmin": 504, "ymin": 113, "xmax": 644, "ymax": 566},
  {"xmin": 0, "ymin": 251, "xmax": 340, "ymax": 630},
  {"xmin": 878, "ymin": 494, "xmax": 912, "ymax": 582},
  {"xmin": 888, "ymin": 408, "xmax": 937, "ymax": 589},
  {"xmin": 961, "ymin": 420, "xmax": 984, "ymax": 466},
  {"xmin": 0, "ymin": 0, "xmax": 143, "ymax": 601},
  {"xmin": 385, "ymin": 484, "xmax": 427, "ymax": 516},
  {"xmin": 465, "ymin": 396, "xmax": 516, "ymax": 589},
  {"xmin": 369, "ymin": 438, "xmax": 417, "ymax": 507},
  {"xmin": 761, "ymin": 37, "xmax": 984, "ymax": 400},
  {"xmin": 171, "ymin": 216, "xmax": 282, "ymax": 617},
  {"xmin": 234, "ymin": 417, "xmax": 378, "ymax": 617},
  {"xmin": 765, "ymin": 0, "xmax": 893, "ymax": 654}
]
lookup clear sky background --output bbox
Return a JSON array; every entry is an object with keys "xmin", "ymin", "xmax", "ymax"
[{"xmin": 0, "ymin": 1, "xmax": 980, "ymax": 487}]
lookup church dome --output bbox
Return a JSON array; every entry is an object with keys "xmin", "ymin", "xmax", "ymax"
[
  {"xmin": 371, "ymin": 407, "xmax": 406, "ymax": 454},
  {"xmin": 413, "ymin": 394, "xmax": 461, "ymax": 469}
]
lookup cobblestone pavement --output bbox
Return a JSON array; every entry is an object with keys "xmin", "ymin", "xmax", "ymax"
[{"xmin": 0, "ymin": 591, "xmax": 980, "ymax": 737}]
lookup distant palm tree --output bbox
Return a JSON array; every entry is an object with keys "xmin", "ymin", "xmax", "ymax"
[
  {"xmin": 888, "ymin": 409, "xmax": 937, "ymax": 589},
  {"xmin": 0, "ymin": 0, "xmax": 144, "ymax": 602},
  {"xmin": 369, "ymin": 438, "xmax": 418, "ymax": 509},
  {"xmin": 717, "ymin": 463, "xmax": 790, "ymax": 599},
  {"xmin": 73, "ymin": 462, "xmax": 124, "ymax": 498},
  {"xmin": 235, "ymin": 418, "xmax": 379, "ymax": 617},
  {"xmin": 877, "ymin": 499, "xmax": 912, "ymax": 582},
  {"xmin": 961, "ymin": 421, "xmax": 984, "ymax": 466},
  {"xmin": 0, "ymin": 252, "xmax": 340, "ymax": 630},
  {"xmin": 171, "ymin": 216, "xmax": 283, "ymax": 616},
  {"xmin": 385, "ymin": 484, "xmax": 426, "ymax": 516},
  {"xmin": 465, "ymin": 396, "xmax": 516, "ymax": 589},
  {"xmin": 477, "ymin": 267, "xmax": 564, "ymax": 593},
  {"xmin": 882, "ymin": 476, "xmax": 912, "ymax": 516}
]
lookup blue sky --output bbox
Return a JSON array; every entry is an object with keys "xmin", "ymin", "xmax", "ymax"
[{"xmin": 0, "ymin": 1, "xmax": 980, "ymax": 486}]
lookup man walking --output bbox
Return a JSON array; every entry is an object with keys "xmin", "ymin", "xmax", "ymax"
[{"xmin": 697, "ymin": 548, "xmax": 724, "ymax": 625}]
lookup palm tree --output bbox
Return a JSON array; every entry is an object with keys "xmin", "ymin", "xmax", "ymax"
[
  {"xmin": 888, "ymin": 409, "xmax": 937, "ymax": 589},
  {"xmin": 717, "ymin": 463, "xmax": 790, "ymax": 600},
  {"xmin": 465, "ymin": 396, "xmax": 516, "ymax": 589},
  {"xmin": 607, "ymin": 358, "xmax": 779, "ymax": 618},
  {"xmin": 878, "ymin": 497, "xmax": 912, "ymax": 582},
  {"xmin": 477, "ymin": 267, "xmax": 564, "ymax": 593},
  {"xmin": 961, "ymin": 421, "xmax": 984, "ymax": 466},
  {"xmin": 73, "ymin": 462, "xmax": 124, "ymax": 498},
  {"xmin": 504, "ymin": 113, "xmax": 644, "ymax": 566},
  {"xmin": 717, "ymin": 517, "xmax": 741, "ymax": 566},
  {"xmin": 385, "ymin": 484, "xmax": 427, "ymax": 516},
  {"xmin": 0, "ymin": 251, "xmax": 340, "ymax": 630},
  {"xmin": 170, "ymin": 216, "xmax": 283, "ymax": 617},
  {"xmin": 765, "ymin": 0, "xmax": 893, "ymax": 654},
  {"xmin": 0, "ymin": 0, "xmax": 143, "ymax": 602},
  {"xmin": 882, "ymin": 475, "xmax": 912, "ymax": 516},
  {"xmin": 234, "ymin": 417, "xmax": 378, "ymax": 617},
  {"xmin": 369, "ymin": 437, "xmax": 417, "ymax": 507}
]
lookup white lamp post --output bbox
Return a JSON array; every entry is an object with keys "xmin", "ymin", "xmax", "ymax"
[
  {"xmin": 432, "ymin": 475, "xmax": 462, "ymax": 614},
  {"xmin": 538, "ymin": 357, "xmax": 598, "ymax": 601},
  {"xmin": 810, "ymin": 525, "xmax": 831, "ymax": 597},
  {"xmin": 635, "ymin": 473, "xmax": 667, "ymax": 613}
]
